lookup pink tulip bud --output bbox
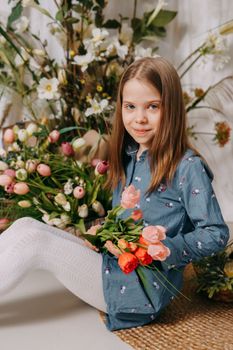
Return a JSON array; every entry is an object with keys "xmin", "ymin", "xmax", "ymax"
[
  {"xmin": 0, "ymin": 174, "xmax": 13, "ymax": 187},
  {"xmin": 48, "ymin": 130, "xmax": 60, "ymax": 143},
  {"xmin": 0, "ymin": 218, "xmax": 10, "ymax": 230},
  {"xmin": 3, "ymin": 129, "xmax": 15, "ymax": 144},
  {"xmin": 91, "ymin": 158, "xmax": 101, "ymax": 167},
  {"xmin": 37, "ymin": 164, "xmax": 51, "ymax": 177},
  {"xmin": 14, "ymin": 182, "xmax": 30, "ymax": 195},
  {"xmin": 3, "ymin": 169, "xmax": 16, "ymax": 178},
  {"xmin": 61, "ymin": 142, "xmax": 74, "ymax": 157},
  {"xmin": 4, "ymin": 181, "xmax": 15, "ymax": 193},
  {"xmin": 25, "ymin": 160, "xmax": 38, "ymax": 173},
  {"xmin": 73, "ymin": 186, "xmax": 85, "ymax": 199},
  {"xmin": 94, "ymin": 160, "xmax": 109, "ymax": 175}
]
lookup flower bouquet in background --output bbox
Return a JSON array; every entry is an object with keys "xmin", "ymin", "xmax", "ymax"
[
  {"xmin": 0, "ymin": 122, "xmax": 111, "ymax": 232},
  {"xmin": 81, "ymin": 184, "xmax": 189, "ymax": 300},
  {"xmin": 193, "ymin": 239, "xmax": 233, "ymax": 302}
]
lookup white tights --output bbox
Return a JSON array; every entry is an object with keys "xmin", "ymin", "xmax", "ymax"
[{"xmin": 0, "ymin": 217, "xmax": 107, "ymax": 313}]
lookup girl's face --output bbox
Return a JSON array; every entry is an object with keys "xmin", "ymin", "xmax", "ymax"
[{"xmin": 122, "ymin": 78, "xmax": 162, "ymax": 154}]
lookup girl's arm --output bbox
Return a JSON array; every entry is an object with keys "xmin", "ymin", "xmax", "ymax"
[{"xmin": 160, "ymin": 156, "xmax": 229, "ymax": 272}]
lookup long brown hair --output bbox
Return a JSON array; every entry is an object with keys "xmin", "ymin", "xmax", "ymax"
[{"xmin": 105, "ymin": 56, "xmax": 202, "ymax": 193}]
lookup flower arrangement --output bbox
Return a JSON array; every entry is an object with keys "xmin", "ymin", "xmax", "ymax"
[
  {"xmin": 193, "ymin": 240, "xmax": 233, "ymax": 301},
  {"xmin": 0, "ymin": 0, "xmax": 176, "ymax": 137},
  {"xmin": 81, "ymin": 184, "xmax": 189, "ymax": 300},
  {"xmin": 0, "ymin": 122, "xmax": 111, "ymax": 231}
]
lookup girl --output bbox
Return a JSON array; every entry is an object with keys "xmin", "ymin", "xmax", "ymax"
[{"xmin": 0, "ymin": 57, "xmax": 229, "ymax": 332}]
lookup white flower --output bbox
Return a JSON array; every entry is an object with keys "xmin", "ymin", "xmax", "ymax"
[
  {"xmin": 119, "ymin": 23, "xmax": 133, "ymax": 46},
  {"xmin": 60, "ymin": 213, "xmax": 71, "ymax": 226},
  {"xmin": 14, "ymin": 48, "xmax": 29, "ymax": 67},
  {"xmin": 0, "ymin": 148, "xmax": 7, "ymax": 158},
  {"xmin": 33, "ymin": 197, "xmax": 40, "ymax": 205},
  {"xmin": 29, "ymin": 57, "xmax": 41, "ymax": 71},
  {"xmin": 63, "ymin": 202, "xmax": 71, "ymax": 212},
  {"xmin": 18, "ymin": 129, "xmax": 29, "ymax": 142},
  {"xmin": 37, "ymin": 78, "xmax": 60, "ymax": 100},
  {"xmin": 22, "ymin": 0, "xmax": 35, "ymax": 7},
  {"xmin": 64, "ymin": 179, "xmax": 74, "ymax": 195},
  {"xmin": 55, "ymin": 193, "xmax": 67, "ymax": 206},
  {"xmin": 85, "ymin": 98, "xmax": 109, "ymax": 117},
  {"xmin": 14, "ymin": 16, "xmax": 29, "ymax": 34},
  {"xmin": 73, "ymin": 52, "xmax": 94, "ymax": 72},
  {"xmin": 0, "ymin": 161, "xmax": 8, "ymax": 171},
  {"xmin": 58, "ymin": 69, "xmax": 67, "ymax": 85},
  {"xmin": 12, "ymin": 142, "xmax": 21, "ymax": 152},
  {"xmin": 91, "ymin": 28, "xmax": 109, "ymax": 46},
  {"xmin": 134, "ymin": 46, "xmax": 153, "ymax": 59},
  {"xmin": 92, "ymin": 200, "xmax": 105, "ymax": 216},
  {"xmin": 26, "ymin": 123, "xmax": 38, "ymax": 136},
  {"xmin": 78, "ymin": 204, "xmax": 88, "ymax": 218},
  {"xmin": 201, "ymin": 33, "xmax": 231, "ymax": 70},
  {"xmin": 72, "ymin": 138, "xmax": 86, "ymax": 152},
  {"xmin": 16, "ymin": 168, "xmax": 28, "ymax": 181},
  {"xmin": 18, "ymin": 200, "xmax": 31, "ymax": 208}
]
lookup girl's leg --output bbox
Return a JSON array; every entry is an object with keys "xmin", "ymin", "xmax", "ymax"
[{"xmin": 0, "ymin": 217, "xmax": 107, "ymax": 313}]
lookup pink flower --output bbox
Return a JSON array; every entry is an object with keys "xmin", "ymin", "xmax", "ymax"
[
  {"xmin": 84, "ymin": 240, "xmax": 99, "ymax": 252},
  {"xmin": 120, "ymin": 184, "xmax": 140, "ymax": 209},
  {"xmin": 3, "ymin": 129, "xmax": 15, "ymax": 144},
  {"xmin": 86, "ymin": 224, "xmax": 102, "ymax": 235},
  {"xmin": 13, "ymin": 182, "xmax": 30, "ymax": 195},
  {"xmin": 48, "ymin": 130, "xmax": 60, "ymax": 143},
  {"xmin": 37, "ymin": 164, "xmax": 51, "ymax": 177},
  {"xmin": 147, "ymin": 242, "xmax": 171, "ymax": 261},
  {"xmin": 73, "ymin": 186, "xmax": 85, "ymax": 199},
  {"xmin": 91, "ymin": 158, "xmax": 101, "ymax": 167},
  {"xmin": 142, "ymin": 225, "xmax": 166, "ymax": 243},
  {"xmin": 25, "ymin": 160, "xmax": 38, "ymax": 173},
  {"xmin": 4, "ymin": 181, "xmax": 15, "ymax": 193},
  {"xmin": 0, "ymin": 218, "xmax": 10, "ymax": 230},
  {"xmin": 94, "ymin": 160, "xmax": 109, "ymax": 175},
  {"xmin": 3, "ymin": 169, "xmax": 16, "ymax": 178},
  {"xmin": 0, "ymin": 174, "xmax": 13, "ymax": 187},
  {"xmin": 61, "ymin": 142, "xmax": 74, "ymax": 156},
  {"xmin": 104, "ymin": 240, "xmax": 121, "ymax": 258}
]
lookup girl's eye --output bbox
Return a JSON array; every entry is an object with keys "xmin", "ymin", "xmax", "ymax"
[
  {"xmin": 125, "ymin": 104, "xmax": 135, "ymax": 110},
  {"xmin": 148, "ymin": 104, "xmax": 159, "ymax": 110}
]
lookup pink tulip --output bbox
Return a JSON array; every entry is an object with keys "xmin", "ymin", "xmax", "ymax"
[
  {"xmin": 37, "ymin": 164, "xmax": 51, "ymax": 177},
  {"xmin": 121, "ymin": 184, "xmax": 140, "ymax": 209},
  {"xmin": 4, "ymin": 181, "xmax": 15, "ymax": 193},
  {"xmin": 3, "ymin": 169, "xmax": 16, "ymax": 178},
  {"xmin": 73, "ymin": 186, "xmax": 85, "ymax": 199},
  {"xmin": 0, "ymin": 218, "xmax": 10, "ymax": 230},
  {"xmin": 0, "ymin": 174, "xmax": 13, "ymax": 187},
  {"xmin": 14, "ymin": 182, "xmax": 30, "ymax": 195},
  {"xmin": 94, "ymin": 160, "xmax": 109, "ymax": 175},
  {"xmin": 25, "ymin": 160, "xmax": 38, "ymax": 173},
  {"xmin": 91, "ymin": 158, "xmax": 101, "ymax": 167},
  {"xmin": 104, "ymin": 240, "xmax": 121, "ymax": 258},
  {"xmin": 3, "ymin": 129, "xmax": 15, "ymax": 144},
  {"xmin": 48, "ymin": 130, "xmax": 60, "ymax": 143},
  {"xmin": 147, "ymin": 242, "xmax": 171, "ymax": 261},
  {"xmin": 61, "ymin": 142, "xmax": 74, "ymax": 156},
  {"xmin": 86, "ymin": 224, "xmax": 102, "ymax": 235},
  {"xmin": 142, "ymin": 225, "xmax": 166, "ymax": 243}
]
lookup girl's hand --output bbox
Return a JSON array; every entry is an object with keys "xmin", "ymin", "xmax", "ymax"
[{"xmin": 84, "ymin": 239, "xmax": 99, "ymax": 252}]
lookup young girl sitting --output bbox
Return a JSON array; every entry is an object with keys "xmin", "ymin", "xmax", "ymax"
[{"xmin": 0, "ymin": 57, "xmax": 229, "ymax": 332}]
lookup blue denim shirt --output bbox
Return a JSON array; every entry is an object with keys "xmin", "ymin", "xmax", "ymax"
[{"xmin": 101, "ymin": 143, "xmax": 229, "ymax": 331}]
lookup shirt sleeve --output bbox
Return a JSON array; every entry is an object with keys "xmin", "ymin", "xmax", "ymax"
[{"xmin": 160, "ymin": 156, "xmax": 230, "ymax": 272}]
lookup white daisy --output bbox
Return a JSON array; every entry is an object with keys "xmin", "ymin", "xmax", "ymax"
[{"xmin": 37, "ymin": 77, "xmax": 60, "ymax": 100}]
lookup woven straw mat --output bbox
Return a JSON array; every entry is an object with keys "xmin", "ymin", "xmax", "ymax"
[{"xmin": 99, "ymin": 264, "xmax": 233, "ymax": 350}]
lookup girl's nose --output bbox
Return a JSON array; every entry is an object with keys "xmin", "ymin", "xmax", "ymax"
[{"xmin": 135, "ymin": 109, "xmax": 147, "ymax": 123}]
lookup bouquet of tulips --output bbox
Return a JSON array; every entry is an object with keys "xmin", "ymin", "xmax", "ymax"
[
  {"xmin": 0, "ymin": 123, "xmax": 111, "ymax": 231},
  {"xmin": 81, "ymin": 184, "xmax": 171, "ymax": 274}
]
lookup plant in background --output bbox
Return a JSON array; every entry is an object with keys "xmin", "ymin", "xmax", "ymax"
[
  {"xmin": 193, "ymin": 240, "xmax": 233, "ymax": 301},
  {"xmin": 0, "ymin": 0, "xmax": 176, "ymax": 137}
]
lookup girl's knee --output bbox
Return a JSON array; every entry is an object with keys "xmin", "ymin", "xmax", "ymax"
[{"xmin": 11, "ymin": 217, "xmax": 39, "ymax": 229}]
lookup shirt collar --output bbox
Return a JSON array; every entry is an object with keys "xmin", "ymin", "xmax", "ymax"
[{"xmin": 125, "ymin": 139, "xmax": 148, "ymax": 160}]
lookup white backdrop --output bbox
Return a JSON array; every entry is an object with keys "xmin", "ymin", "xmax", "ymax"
[{"xmin": 0, "ymin": 0, "xmax": 233, "ymax": 222}]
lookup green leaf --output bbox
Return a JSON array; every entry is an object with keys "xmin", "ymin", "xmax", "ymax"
[
  {"xmin": 66, "ymin": 17, "xmax": 80, "ymax": 24},
  {"xmin": 103, "ymin": 19, "xmax": 121, "ymax": 29},
  {"xmin": 148, "ymin": 10, "xmax": 177, "ymax": 27},
  {"xmin": 7, "ymin": 2, "xmax": 23, "ymax": 28},
  {"xmin": 56, "ymin": 9, "xmax": 64, "ymax": 22},
  {"xmin": 59, "ymin": 126, "xmax": 87, "ymax": 134}
]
